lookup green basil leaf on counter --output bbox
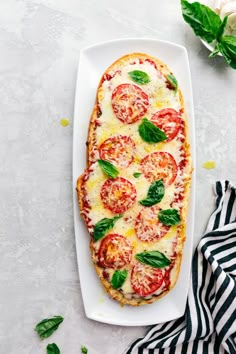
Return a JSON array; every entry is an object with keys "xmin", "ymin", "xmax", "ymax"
[
  {"xmin": 111, "ymin": 269, "xmax": 128, "ymax": 289},
  {"xmin": 35, "ymin": 316, "xmax": 64, "ymax": 340},
  {"xmin": 133, "ymin": 172, "xmax": 142, "ymax": 178},
  {"xmin": 138, "ymin": 118, "xmax": 167, "ymax": 144},
  {"xmin": 47, "ymin": 343, "xmax": 60, "ymax": 354},
  {"xmin": 166, "ymin": 74, "xmax": 178, "ymax": 91},
  {"xmin": 81, "ymin": 346, "xmax": 88, "ymax": 354},
  {"xmin": 136, "ymin": 250, "xmax": 171, "ymax": 268},
  {"xmin": 93, "ymin": 215, "xmax": 123, "ymax": 241},
  {"xmin": 218, "ymin": 35, "xmax": 236, "ymax": 69},
  {"xmin": 158, "ymin": 209, "xmax": 181, "ymax": 226},
  {"xmin": 181, "ymin": 0, "xmax": 222, "ymax": 43},
  {"xmin": 139, "ymin": 180, "xmax": 165, "ymax": 207},
  {"xmin": 128, "ymin": 70, "xmax": 150, "ymax": 84},
  {"xmin": 98, "ymin": 159, "xmax": 119, "ymax": 179}
]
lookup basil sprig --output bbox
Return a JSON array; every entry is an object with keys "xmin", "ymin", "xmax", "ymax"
[
  {"xmin": 35, "ymin": 316, "xmax": 64, "ymax": 340},
  {"xmin": 81, "ymin": 346, "xmax": 88, "ymax": 354},
  {"xmin": 111, "ymin": 269, "xmax": 128, "ymax": 289},
  {"xmin": 181, "ymin": 0, "xmax": 222, "ymax": 43},
  {"xmin": 133, "ymin": 172, "xmax": 142, "ymax": 178},
  {"xmin": 98, "ymin": 159, "xmax": 119, "ymax": 179},
  {"xmin": 47, "ymin": 343, "xmax": 60, "ymax": 354},
  {"xmin": 128, "ymin": 70, "xmax": 150, "ymax": 84},
  {"xmin": 136, "ymin": 250, "xmax": 171, "ymax": 268},
  {"xmin": 140, "ymin": 180, "xmax": 165, "ymax": 207},
  {"xmin": 181, "ymin": 0, "xmax": 236, "ymax": 69},
  {"xmin": 158, "ymin": 209, "xmax": 181, "ymax": 226},
  {"xmin": 93, "ymin": 215, "xmax": 122, "ymax": 241},
  {"xmin": 166, "ymin": 74, "xmax": 178, "ymax": 91},
  {"xmin": 138, "ymin": 118, "xmax": 167, "ymax": 144}
]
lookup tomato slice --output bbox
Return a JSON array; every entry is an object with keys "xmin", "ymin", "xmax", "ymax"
[
  {"xmin": 131, "ymin": 263, "xmax": 164, "ymax": 296},
  {"xmin": 100, "ymin": 177, "xmax": 137, "ymax": 214},
  {"xmin": 141, "ymin": 151, "xmax": 177, "ymax": 186},
  {"xmin": 150, "ymin": 108, "xmax": 182, "ymax": 142},
  {"xmin": 134, "ymin": 206, "xmax": 170, "ymax": 242},
  {"xmin": 99, "ymin": 135, "xmax": 135, "ymax": 168},
  {"xmin": 98, "ymin": 234, "xmax": 132, "ymax": 269},
  {"xmin": 111, "ymin": 84, "xmax": 149, "ymax": 124}
]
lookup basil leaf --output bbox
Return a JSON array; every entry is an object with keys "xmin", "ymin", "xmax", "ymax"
[
  {"xmin": 158, "ymin": 209, "xmax": 181, "ymax": 226},
  {"xmin": 216, "ymin": 16, "xmax": 228, "ymax": 41},
  {"xmin": 47, "ymin": 343, "xmax": 60, "ymax": 354},
  {"xmin": 35, "ymin": 316, "xmax": 64, "ymax": 340},
  {"xmin": 128, "ymin": 70, "xmax": 150, "ymax": 84},
  {"xmin": 138, "ymin": 118, "xmax": 167, "ymax": 144},
  {"xmin": 98, "ymin": 159, "xmax": 119, "ymax": 179},
  {"xmin": 181, "ymin": 0, "xmax": 222, "ymax": 43},
  {"xmin": 93, "ymin": 215, "xmax": 122, "ymax": 241},
  {"xmin": 209, "ymin": 43, "xmax": 220, "ymax": 58},
  {"xmin": 139, "ymin": 180, "xmax": 165, "ymax": 207},
  {"xmin": 133, "ymin": 172, "xmax": 142, "ymax": 178},
  {"xmin": 111, "ymin": 269, "xmax": 128, "ymax": 289},
  {"xmin": 81, "ymin": 346, "xmax": 88, "ymax": 354},
  {"xmin": 136, "ymin": 250, "xmax": 171, "ymax": 268},
  {"xmin": 219, "ymin": 35, "xmax": 236, "ymax": 69},
  {"xmin": 166, "ymin": 74, "xmax": 178, "ymax": 91}
]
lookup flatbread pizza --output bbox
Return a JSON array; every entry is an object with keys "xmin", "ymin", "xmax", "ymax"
[{"xmin": 77, "ymin": 53, "xmax": 192, "ymax": 306}]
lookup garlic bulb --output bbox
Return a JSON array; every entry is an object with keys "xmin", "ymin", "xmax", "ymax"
[{"xmin": 214, "ymin": 0, "xmax": 236, "ymax": 35}]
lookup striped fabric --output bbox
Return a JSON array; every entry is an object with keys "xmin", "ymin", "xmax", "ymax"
[{"xmin": 126, "ymin": 181, "xmax": 236, "ymax": 354}]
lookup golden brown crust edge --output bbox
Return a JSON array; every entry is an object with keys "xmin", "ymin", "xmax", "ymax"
[
  {"xmin": 77, "ymin": 52, "xmax": 193, "ymax": 306},
  {"xmin": 76, "ymin": 175, "xmax": 84, "ymax": 213}
]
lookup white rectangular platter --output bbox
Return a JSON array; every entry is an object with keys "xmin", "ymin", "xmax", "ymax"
[{"xmin": 73, "ymin": 38, "xmax": 196, "ymax": 326}]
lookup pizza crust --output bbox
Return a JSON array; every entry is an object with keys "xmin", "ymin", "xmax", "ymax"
[{"xmin": 76, "ymin": 52, "xmax": 192, "ymax": 306}]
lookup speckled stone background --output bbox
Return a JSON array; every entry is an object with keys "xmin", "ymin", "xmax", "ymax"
[{"xmin": 0, "ymin": 1, "xmax": 236, "ymax": 353}]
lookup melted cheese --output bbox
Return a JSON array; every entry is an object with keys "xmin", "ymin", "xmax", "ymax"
[
  {"xmin": 86, "ymin": 162, "xmax": 179, "ymax": 226},
  {"xmin": 95, "ymin": 60, "xmax": 181, "ymax": 161},
  {"xmin": 121, "ymin": 271, "xmax": 133, "ymax": 294}
]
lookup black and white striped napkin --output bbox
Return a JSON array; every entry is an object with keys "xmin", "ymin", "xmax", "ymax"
[{"xmin": 126, "ymin": 180, "xmax": 236, "ymax": 354}]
